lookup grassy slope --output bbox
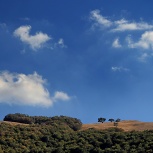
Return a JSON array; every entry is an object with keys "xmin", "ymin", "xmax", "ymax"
[{"xmin": 82, "ymin": 120, "xmax": 153, "ymax": 131}]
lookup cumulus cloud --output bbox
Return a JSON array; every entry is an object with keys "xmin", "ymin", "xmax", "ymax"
[
  {"xmin": 112, "ymin": 38, "xmax": 122, "ymax": 48},
  {"xmin": 14, "ymin": 25, "xmax": 51, "ymax": 50},
  {"xmin": 127, "ymin": 31, "xmax": 153, "ymax": 49},
  {"xmin": 0, "ymin": 71, "xmax": 71, "ymax": 107},
  {"xmin": 111, "ymin": 66, "xmax": 129, "ymax": 72}
]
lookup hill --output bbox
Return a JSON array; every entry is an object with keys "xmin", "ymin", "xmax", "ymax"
[
  {"xmin": 82, "ymin": 120, "xmax": 153, "ymax": 131},
  {"xmin": 1, "ymin": 118, "xmax": 153, "ymax": 152},
  {"xmin": 2, "ymin": 120, "xmax": 153, "ymax": 132}
]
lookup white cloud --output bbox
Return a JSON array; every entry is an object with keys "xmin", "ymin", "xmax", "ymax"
[
  {"xmin": 138, "ymin": 53, "xmax": 149, "ymax": 62},
  {"xmin": 90, "ymin": 10, "xmax": 153, "ymax": 32},
  {"xmin": 53, "ymin": 91, "xmax": 71, "ymax": 101},
  {"xmin": 0, "ymin": 71, "xmax": 51, "ymax": 107},
  {"xmin": 127, "ymin": 31, "xmax": 153, "ymax": 49},
  {"xmin": 0, "ymin": 71, "xmax": 71, "ymax": 107},
  {"xmin": 126, "ymin": 32, "xmax": 153, "ymax": 62},
  {"xmin": 112, "ymin": 67, "xmax": 121, "ymax": 72},
  {"xmin": 55, "ymin": 38, "xmax": 67, "ymax": 48},
  {"xmin": 112, "ymin": 38, "xmax": 122, "ymax": 48},
  {"xmin": 113, "ymin": 19, "xmax": 153, "ymax": 32},
  {"xmin": 90, "ymin": 10, "xmax": 112, "ymax": 28},
  {"xmin": 133, "ymin": 31, "xmax": 153, "ymax": 49},
  {"xmin": 126, "ymin": 35, "xmax": 134, "ymax": 48},
  {"xmin": 111, "ymin": 66, "xmax": 129, "ymax": 72},
  {"xmin": 89, "ymin": 10, "xmax": 153, "ymax": 62},
  {"xmin": 90, "ymin": 10, "xmax": 153, "ymax": 53},
  {"xmin": 14, "ymin": 25, "xmax": 51, "ymax": 50}
]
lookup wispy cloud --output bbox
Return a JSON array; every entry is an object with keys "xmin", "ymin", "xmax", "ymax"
[
  {"xmin": 126, "ymin": 35, "xmax": 134, "ymax": 48},
  {"xmin": 14, "ymin": 25, "xmax": 51, "ymax": 50},
  {"xmin": 90, "ymin": 9, "xmax": 112, "ymax": 28},
  {"xmin": 0, "ymin": 71, "xmax": 71, "ymax": 107},
  {"xmin": 55, "ymin": 38, "xmax": 67, "ymax": 48},
  {"xmin": 0, "ymin": 23, "xmax": 7, "ymax": 29},
  {"xmin": 90, "ymin": 10, "xmax": 153, "ymax": 32},
  {"xmin": 111, "ymin": 66, "xmax": 130, "ymax": 72},
  {"xmin": 53, "ymin": 91, "xmax": 71, "ymax": 101},
  {"xmin": 0, "ymin": 23, "xmax": 9, "ymax": 33},
  {"xmin": 138, "ymin": 53, "xmax": 149, "ymax": 62},
  {"xmin": 112, "ymin": 38, "xmax": 122, "ymax": 48},
  {"xmin": 90, "ymin": 9, "xmax": 153, "ymax": 62},
  {"xmin": 113, "ymin": 19, "xmax": 153, "ymax": 32},
  {"xmin": 20, "ymin": 17, "xmax": 30, "ymax": 21}
]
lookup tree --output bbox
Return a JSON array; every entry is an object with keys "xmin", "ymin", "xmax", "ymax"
[
  {"xmin": 108, "ymin": 118, "xmax": 114, "ymax": 122},
  {"xmin": 116, "ymin": 118, "xmax": 121, "ymax": 122},
  {"xmin": 98, "ymin": 118, "xmax": 106, "ymax": 123}
]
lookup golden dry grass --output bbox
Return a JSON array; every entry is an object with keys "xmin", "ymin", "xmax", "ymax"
[
  {"xmin": 0, "ymin": 121, "xmax": 29, "ymax": 126},
  {"xmin": 82, "ymin": 120, "xmax": 153, "ymax": 131}
]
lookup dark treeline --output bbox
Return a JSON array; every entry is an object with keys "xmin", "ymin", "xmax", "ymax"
[{"xmin": 3, "ymin": 113, "xmax": 82, "ymax": 131}]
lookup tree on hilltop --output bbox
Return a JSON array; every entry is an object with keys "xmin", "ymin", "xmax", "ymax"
[
  {"xmin": 108, "ymin": 118, "xmax": 114, "ymax": 122},
  {"xmin": 116, "ymin": 118, "xmax": 121, "ymax": 122},
  {"xmin": 98, "ymin": 117, "xmax": 106, "ymax": 123}
]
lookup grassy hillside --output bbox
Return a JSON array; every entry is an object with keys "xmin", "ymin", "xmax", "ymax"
[{"xmin": 82, "ymin": 120, "xmax": 153, "ymax": 131}]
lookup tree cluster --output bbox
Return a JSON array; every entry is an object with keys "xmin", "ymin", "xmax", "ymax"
[
  {"xmin": 98, "ymin": 117, "xmax": 121, "ymax": 127},
  {"xmin": 3, "ymin": 113, "xmax": 82, "ymax": 131},
  {"xmin": 98, "ymin": 118, "xmax": 121, "ymax": 123}
]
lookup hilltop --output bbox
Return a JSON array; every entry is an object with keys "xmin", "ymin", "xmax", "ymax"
[{"xmin": 82, "ymin": 120, "xmax": 153, "ymax": 131}]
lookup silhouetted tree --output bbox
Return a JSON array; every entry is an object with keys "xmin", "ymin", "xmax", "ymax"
[
  {"xmin": 108, "ymin": 119, "xmax": 114, "ymax": 122},
  {"xmin": 116, "ymin": 118, "xmax": 121, "ymax": 122},
  {"xmin": 98, "ymin": 117, "xmax": 106, "ymax": 123}
]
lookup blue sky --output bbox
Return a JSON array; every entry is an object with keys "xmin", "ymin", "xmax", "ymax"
[{"xmin": 1, "ymin": 0, "xmax": 153, "ymax": 123}]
